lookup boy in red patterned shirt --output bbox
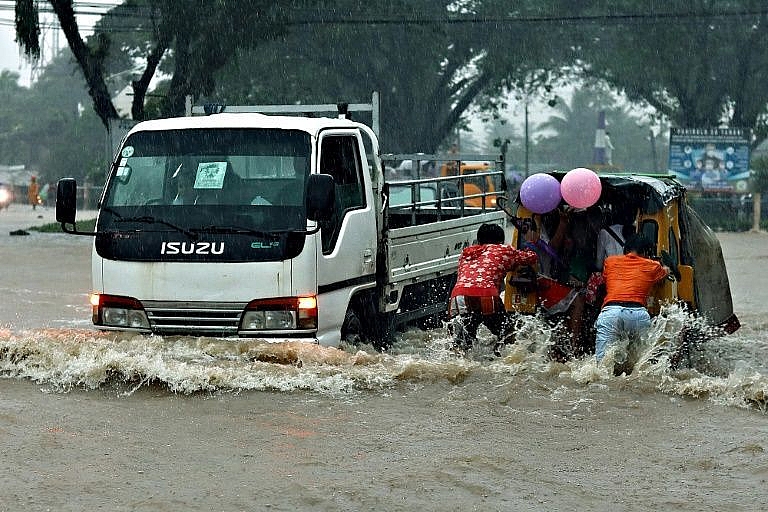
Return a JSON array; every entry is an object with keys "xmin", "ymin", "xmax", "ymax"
[{"xmin": 448, "ymin": 223, "xmax": 537, "ymax": 353}]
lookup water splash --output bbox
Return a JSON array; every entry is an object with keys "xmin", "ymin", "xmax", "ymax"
[{"xmin": 1, "ymin": 304, "xmax": 766, "ymax": 412}]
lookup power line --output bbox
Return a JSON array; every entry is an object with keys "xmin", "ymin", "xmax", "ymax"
[{"xmin": 1, "ymin": 4, "xmax": 767, "ymax": 26}]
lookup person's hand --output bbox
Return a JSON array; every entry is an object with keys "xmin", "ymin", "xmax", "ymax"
[
  {"xmin": 524, "ymin": 228, "xmax": 539, "ymax": 243},
  {"xmin": 660, "ymin": 250, "xmax": 682, "ymax": 280}
]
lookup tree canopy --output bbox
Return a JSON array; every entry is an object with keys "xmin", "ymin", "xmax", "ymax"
[
  {"xmin": 576, "ymin": 0, "xmax": 768, "ymax": 146},
  {"xmin": 12, "ymin": 0, "xmax": 768, "ymax": 155}
]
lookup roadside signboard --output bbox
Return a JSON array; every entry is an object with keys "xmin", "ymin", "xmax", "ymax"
[{"xmin": 668, "ymin": 127, "xmax": 751, "ymax": 193}]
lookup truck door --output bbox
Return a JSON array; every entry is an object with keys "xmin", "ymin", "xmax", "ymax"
[{"xmin": 315, "ymin": 131, "xmax": 377, "ymax": 344}]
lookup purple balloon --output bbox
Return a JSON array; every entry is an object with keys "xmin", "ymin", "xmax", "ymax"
[{"xmin": 519, "ymin": 173, "xmax": 561, "ymax": 214}]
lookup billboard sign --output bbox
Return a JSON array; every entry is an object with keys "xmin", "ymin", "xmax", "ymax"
[{"xmin": 668, "ymin": 127, "xmax": 751, "ymax": 192}]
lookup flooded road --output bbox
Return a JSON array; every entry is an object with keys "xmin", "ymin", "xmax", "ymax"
[{"xmin": 1, "ymin": 205, "xmax": 767, "ymax": 511}]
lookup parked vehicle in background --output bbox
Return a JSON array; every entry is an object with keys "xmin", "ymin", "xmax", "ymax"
[
  {"xmin": 0, "ymin": 183, "xmax": 12, "ymax": 209},
  {"xmin": 55, "ymin": 94, "xmax": 506, "ymax": 349},
  {"xmin": 439, "ymin": 160, "xmax": 504, "ymax": 208}
]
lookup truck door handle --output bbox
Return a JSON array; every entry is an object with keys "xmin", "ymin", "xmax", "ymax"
[{"xmin": 362, "ymin": 248, "xmax": 374, "ymax": 273}]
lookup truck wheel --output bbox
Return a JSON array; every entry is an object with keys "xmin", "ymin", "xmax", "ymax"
[{"xmin": 341, "ymin": 308, "xmax": 364, "ymax": 345}]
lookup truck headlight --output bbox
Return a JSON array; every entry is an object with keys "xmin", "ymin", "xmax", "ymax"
[
  {"xmin": 92, "ymin": 293, "xmax": 150, "ymax": 329},
  {"xmin": 240, "ymin": 296, "xmax": 317, "ymax": 331}
]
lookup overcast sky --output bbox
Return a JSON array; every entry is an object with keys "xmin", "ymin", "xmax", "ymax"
[
  {"xmin": 1, "ymin": 25, "xmax": 28, "ymax": 82},
  {"xmin": 0, "ymin": 2, "xmax": 118, "ymax": 86}
]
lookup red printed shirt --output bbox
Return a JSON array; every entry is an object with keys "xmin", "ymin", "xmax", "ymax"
[{"xmin": 451, "ymin": 244, "xmax": 537, "ymax": 298}]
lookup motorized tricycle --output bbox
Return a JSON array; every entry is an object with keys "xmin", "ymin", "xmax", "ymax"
[{"xmin": 499, "ymin": 171, "xmax": 740, "ymax": 367}]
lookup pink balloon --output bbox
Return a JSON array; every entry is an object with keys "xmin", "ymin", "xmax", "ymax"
[
  {"xmin": 561, "ymin": 168, "xmax": 602, "ymax": 209},
  {"xmin": 519, "ymin": 173, "xmax": 561, "ymax": 214}
]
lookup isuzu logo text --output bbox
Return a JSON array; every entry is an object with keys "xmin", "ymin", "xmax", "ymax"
[{"xmin": 161, "ymin": 241, "xmax": 224, "ymax": 255}]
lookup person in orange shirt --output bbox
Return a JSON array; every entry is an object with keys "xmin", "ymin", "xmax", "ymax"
[
  {"xmin": 28, "ymin": 176, "xmax": 40, "ymax": 210},
  {"xmin": 595, "ymin": 234, "xmax": 669, "ymax": 363}
]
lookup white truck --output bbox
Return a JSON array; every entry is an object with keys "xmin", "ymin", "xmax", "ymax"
[{"xmin": 56, "ymin": 95, "xmax": 506, "ymax": 348}]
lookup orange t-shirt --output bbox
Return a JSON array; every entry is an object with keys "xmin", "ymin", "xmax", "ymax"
[{"xmin": 601, "ymin": 254, "xmax": 668, "ymax": 307}]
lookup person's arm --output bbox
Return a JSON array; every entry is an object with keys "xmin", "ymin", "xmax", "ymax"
[
  {"xmin": 595, "ymin": 230, "xmax": 608, "ymax": 269},
  {"xmin": 652, "ymin": 261, "xmax": 670, "ymax": 282},
  {"xmin": 549, "ymin": 211, "xmax": 569, "ymax": 251},
  {"xmin": 501, "ymin": 245, "xmax": 538, "ymax": 268}
]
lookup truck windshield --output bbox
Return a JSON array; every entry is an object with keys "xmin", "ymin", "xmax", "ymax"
[{"xmin": 101, "ymin": 128, "xmax": 311, "ymax": 232}]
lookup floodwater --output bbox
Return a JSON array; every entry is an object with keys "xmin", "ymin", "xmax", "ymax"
[{"xmin": 1, "ymin": 205, "xmax": 767, "ymax": 511}]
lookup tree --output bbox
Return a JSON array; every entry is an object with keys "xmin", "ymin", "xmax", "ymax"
[
  {"xmin": 0, "ymin": 53, "xmax": 105, "ymax": 184},
  {"xmin": 0, "ymin": 70, "xmax": 32, "ymax": 165},
  {"xmin": 578, "ymin": 0, "xmax": 768, "ymax": 147},
  {"xmin": 15, "ymin": 0, "xmax": 314, "ymax": 125},
  {"xmin": 18, "ymin": 0, "xmax": 768, "ymax": 157},
  {"xmin": 200, "ymin": 0, "xmax": 575, "ymax": 153}
]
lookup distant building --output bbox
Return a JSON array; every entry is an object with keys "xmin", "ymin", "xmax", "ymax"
[{"xmin": 0, "ymin": 164, "xmax": 37, "ymax": 186}]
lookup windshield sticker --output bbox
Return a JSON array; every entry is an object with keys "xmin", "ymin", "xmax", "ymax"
[
  {"xmin": 194, "ymin": 162, "xmax": 227, "ymax": 189},
  {"xmin": 116, "ymin": 165, "xmax": 129, "ymax": 177},
  {"xmin": 121, "ymin": 146, "xmax": 134, "ymax": 158}
]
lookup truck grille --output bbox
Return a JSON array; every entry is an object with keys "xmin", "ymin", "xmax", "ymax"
[{"xmin": 142, "ymin": 301, "xmax": 247, "ymax": 336}]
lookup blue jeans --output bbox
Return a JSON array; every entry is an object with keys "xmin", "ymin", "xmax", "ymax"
[{"xmin": 595, "ymin": 305, "xmax": 651, "ymax": 361}]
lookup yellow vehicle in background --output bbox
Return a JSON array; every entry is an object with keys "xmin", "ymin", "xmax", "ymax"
[
  {"xmin": 500, "ymin": 171, "xmax": 740, "ymax": 363},
  {"xmin": 439, "ymin": 161, "xmax": 504, "ymax": 208}
]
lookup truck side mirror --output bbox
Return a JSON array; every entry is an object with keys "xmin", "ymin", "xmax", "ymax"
[
  {"xmin": 306, "ymin": 174, "xmax": 336, "ymax": 222},
  {"xmin": 56, "ymin": 178, "xmax": 78, "ymax": 225}
]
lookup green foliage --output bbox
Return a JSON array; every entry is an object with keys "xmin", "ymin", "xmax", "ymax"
[
  {"xmin": 199, "ymin": 1, "xmax": 579, "ymax": 153},
  {"xmin": 577, "ymin": 0, "xmax": 768, "ymax": 148},
  {"xmin": 0, "ymin": 52, "xmax": 106, "ymax": 185},
  {"xmin": 14, "ymin": 0, "xmax": 40, "ymax": 58},
  {"xmin": 533, "ymin": 86, "xmax": 670, "ymax": 171},
  {"xmin": 28, "ymin": 217, "xmax": 97, "ymax": 233},
  {"xmin": 11, "ymin": 0, "xmax": 768, "ymax": 163}
]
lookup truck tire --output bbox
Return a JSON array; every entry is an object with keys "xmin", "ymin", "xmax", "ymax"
[{"xmin": 341, "ymin": 308, "xmax": 364, "ymax": 346}]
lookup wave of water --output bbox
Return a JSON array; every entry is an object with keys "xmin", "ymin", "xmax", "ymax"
[{"xmin": 1, "ymin": 304, "xmax": 766, "ymax": 412}]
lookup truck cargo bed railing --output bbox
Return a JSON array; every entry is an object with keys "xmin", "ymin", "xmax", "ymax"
[{"xmin": 381, "ymin": 152, "xmax": 505, "ymax": 228}]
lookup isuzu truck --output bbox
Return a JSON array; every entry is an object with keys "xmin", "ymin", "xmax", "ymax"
[{"xmin": 56, "ymin": 96, "xmax": 505, "ymax": 348}]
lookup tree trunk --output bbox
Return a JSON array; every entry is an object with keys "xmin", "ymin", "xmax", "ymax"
[
  {"xmin": 49, "ymin": 0, "xmax": 118, "ymax": 128},
  {"xmin": 753, "ymin": 192, "xmax": 762, "ymax": 232},
  {"xmin": 131, "ymin": 40, "xmax": 168, "ymax": 122}
]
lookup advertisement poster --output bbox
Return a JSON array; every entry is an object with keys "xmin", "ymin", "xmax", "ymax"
[{"xmin": 668, "ymin": 128, "xmax": 751, "ymax": 192}]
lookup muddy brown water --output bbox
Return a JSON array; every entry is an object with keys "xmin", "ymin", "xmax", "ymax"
[{"xmin": 1, "ymin": 204, "xmax": 767, "ymax": 511}]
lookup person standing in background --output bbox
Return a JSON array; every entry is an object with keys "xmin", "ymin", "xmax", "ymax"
[
  {"xmin": 39, "ymin": 182, "xmax": 50, "ymax": 208},
  {"xmin": 46, "ymin": 182, "xmax": 56, "ymax": 207},
  {"xmin": 27, "ymin": 176, "xmax": 40, "ymax": 210},
  {"xmin": 605, "ymin": 131, "xmax": 614, "ymax": 166}
]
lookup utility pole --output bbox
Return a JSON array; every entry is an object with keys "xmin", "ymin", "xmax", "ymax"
[
  {"xmin": 524, "ymin": 101, "xmax": 529, "ymax": 178},
  {"xmin": 593, "ymin": 111, "xmax": 607, "ymax": 166}
]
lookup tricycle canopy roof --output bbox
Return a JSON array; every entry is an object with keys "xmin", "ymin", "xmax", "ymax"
[{"xmin": 526, "ymin": 171, "xmax": 687, "ymax": 215}]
